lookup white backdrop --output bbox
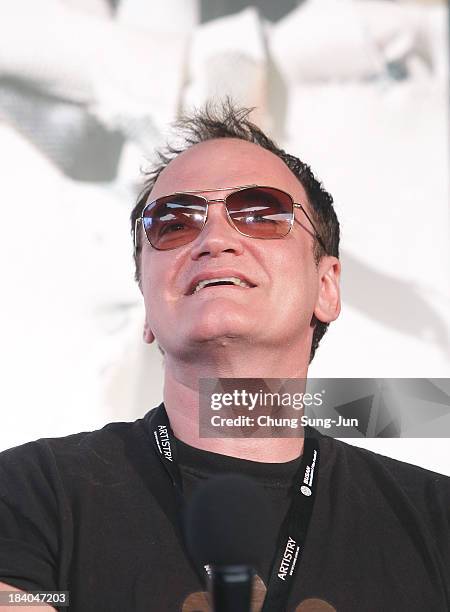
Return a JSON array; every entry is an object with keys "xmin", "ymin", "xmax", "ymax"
[{"xmin": 0, "ymin": 0, "xmax": 449, "ymax": 474}]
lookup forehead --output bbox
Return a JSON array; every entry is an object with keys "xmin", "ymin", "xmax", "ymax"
[{"xmin": 149, "ymin": 138, "xmax": 308, "ymax": 203}]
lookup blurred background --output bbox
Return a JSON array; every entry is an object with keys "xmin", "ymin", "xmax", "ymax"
[{"xmin": 0, "ymin": 0, "xmax": 449, "ymax": 472}]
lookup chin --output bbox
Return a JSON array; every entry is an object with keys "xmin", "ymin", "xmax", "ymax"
[
  {"xmin": 188, "ymin": 325, "xmax": 247, "ymax": 345},
  {"xmin": 192, "ymin": 303, "xmax": 252, "ymax": 335},
  {"xmin": 184, "ymin": 318, "xmax": 253, "ymax": 347}
]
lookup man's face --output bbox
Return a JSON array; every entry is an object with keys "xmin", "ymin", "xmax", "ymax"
[{"xmin": 139, "ymin": 138, "xmax": 339, "ymax": 362}]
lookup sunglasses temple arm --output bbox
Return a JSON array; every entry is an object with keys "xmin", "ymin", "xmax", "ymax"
[
  {"xmin": 133, "ymin": 218, "xmax": 141, "ymax": 256},
  {"xmin": 295, "ymin": 204, "xmax": 327, "ymax": 253}
]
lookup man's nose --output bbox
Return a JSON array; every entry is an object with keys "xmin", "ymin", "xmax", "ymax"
[{"xmin": 189, "ymin": 200, "xmax": 244, "ymax": 259}]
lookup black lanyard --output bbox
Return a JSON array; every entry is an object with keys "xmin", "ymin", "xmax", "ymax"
[{"xmin": 147, "ymin": 403, "xmax": 320, "ymax": 612}]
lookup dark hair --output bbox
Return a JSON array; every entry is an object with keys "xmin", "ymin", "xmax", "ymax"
[{"xmin": 130, "ymin": 100, "xmax": 340, "ymax": 362}]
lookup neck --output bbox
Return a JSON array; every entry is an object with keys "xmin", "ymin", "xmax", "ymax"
[{"xmin": 162, "ymin": 349, "xmax": 309, "ymax": 463}]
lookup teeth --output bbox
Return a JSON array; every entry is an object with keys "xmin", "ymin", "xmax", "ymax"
[{"xmin": 194, "ymin": 277, "xmax": 251, "ymax": 293}]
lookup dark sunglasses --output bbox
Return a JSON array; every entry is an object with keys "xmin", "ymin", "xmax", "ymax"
[{"xmin": 134, "ymin": 184, "xmax": 325, "ymax": 252}]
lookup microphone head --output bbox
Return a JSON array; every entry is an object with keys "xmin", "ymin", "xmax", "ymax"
[{"xmin": 184, "ymin": 474, "xmax": 272, "ymax": 569}]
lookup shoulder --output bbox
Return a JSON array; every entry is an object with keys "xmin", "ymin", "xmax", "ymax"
[
  {"xmin": 0, "ymin": 412, "xmax": 157, "ymax": 490},
  {"xmin": 324, "ymin": 436, "xmax": 450, "ymax": 485},
  {"xmin": 318, "ymin": 434, "xmax": 450, "ymax": 528}
]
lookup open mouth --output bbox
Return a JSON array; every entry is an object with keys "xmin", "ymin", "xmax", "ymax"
[{"xmin": 191, "ymin": 276, "xmax": 254, "ymax": 294}]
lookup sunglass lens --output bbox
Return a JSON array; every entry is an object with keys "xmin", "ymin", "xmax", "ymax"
[
  {"xmin": 226, "ymin": 187, "xmax": 293, "ymax": 238},
  {"xmin": 143, "ymin": 195, "xmax": 206, "ymax": 250}
]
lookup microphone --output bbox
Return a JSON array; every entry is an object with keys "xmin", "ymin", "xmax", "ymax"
[{"xmin": 184, "ymin": 474, "xmax": 271, "ymax": 612}]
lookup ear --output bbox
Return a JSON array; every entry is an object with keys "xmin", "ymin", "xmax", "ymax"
[
  {"xmin": 314, "ymin": 256, "xmax": 341, "ymax": 323},
  {"xmin": 143, "ymin": 319, "xmax": 155, "ymax": 344}
]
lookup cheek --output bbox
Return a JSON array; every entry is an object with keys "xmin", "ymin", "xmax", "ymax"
[
  {"xmin": 140, "ymin": 256, "xmax": 164, "ymax": 317},
  {"xmin": 140, "ymin": 247, "xmax": 171, "ymax": 289},
  {"xmin": 272, "ymin": 239, "xmax": 312, "ymax": 277},
  {"xmin": 140, "ymin": 250, "xmax": 185, "ymax": 313},
  {"xmin": 270, "ymin": 246, "xmax": 318, "ymax": 306}
]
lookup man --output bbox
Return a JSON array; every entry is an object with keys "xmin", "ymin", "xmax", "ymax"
[{"xmin": 0, "ymin": 103, "xmax": 449, "ymax": 612}]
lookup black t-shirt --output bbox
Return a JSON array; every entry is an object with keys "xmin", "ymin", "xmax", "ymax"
[
  {"xmin": 0, "ymin": 404, "xmax": 449, "ymax": 611},
  {"xmin": 177, "ymin": 435, "xmax": 303, "ymax": 590}
]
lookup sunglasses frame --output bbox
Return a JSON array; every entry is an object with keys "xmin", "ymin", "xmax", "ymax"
[{"xmin": 134, "ymin": 184, "xmax": 326, "ymax": 253}]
